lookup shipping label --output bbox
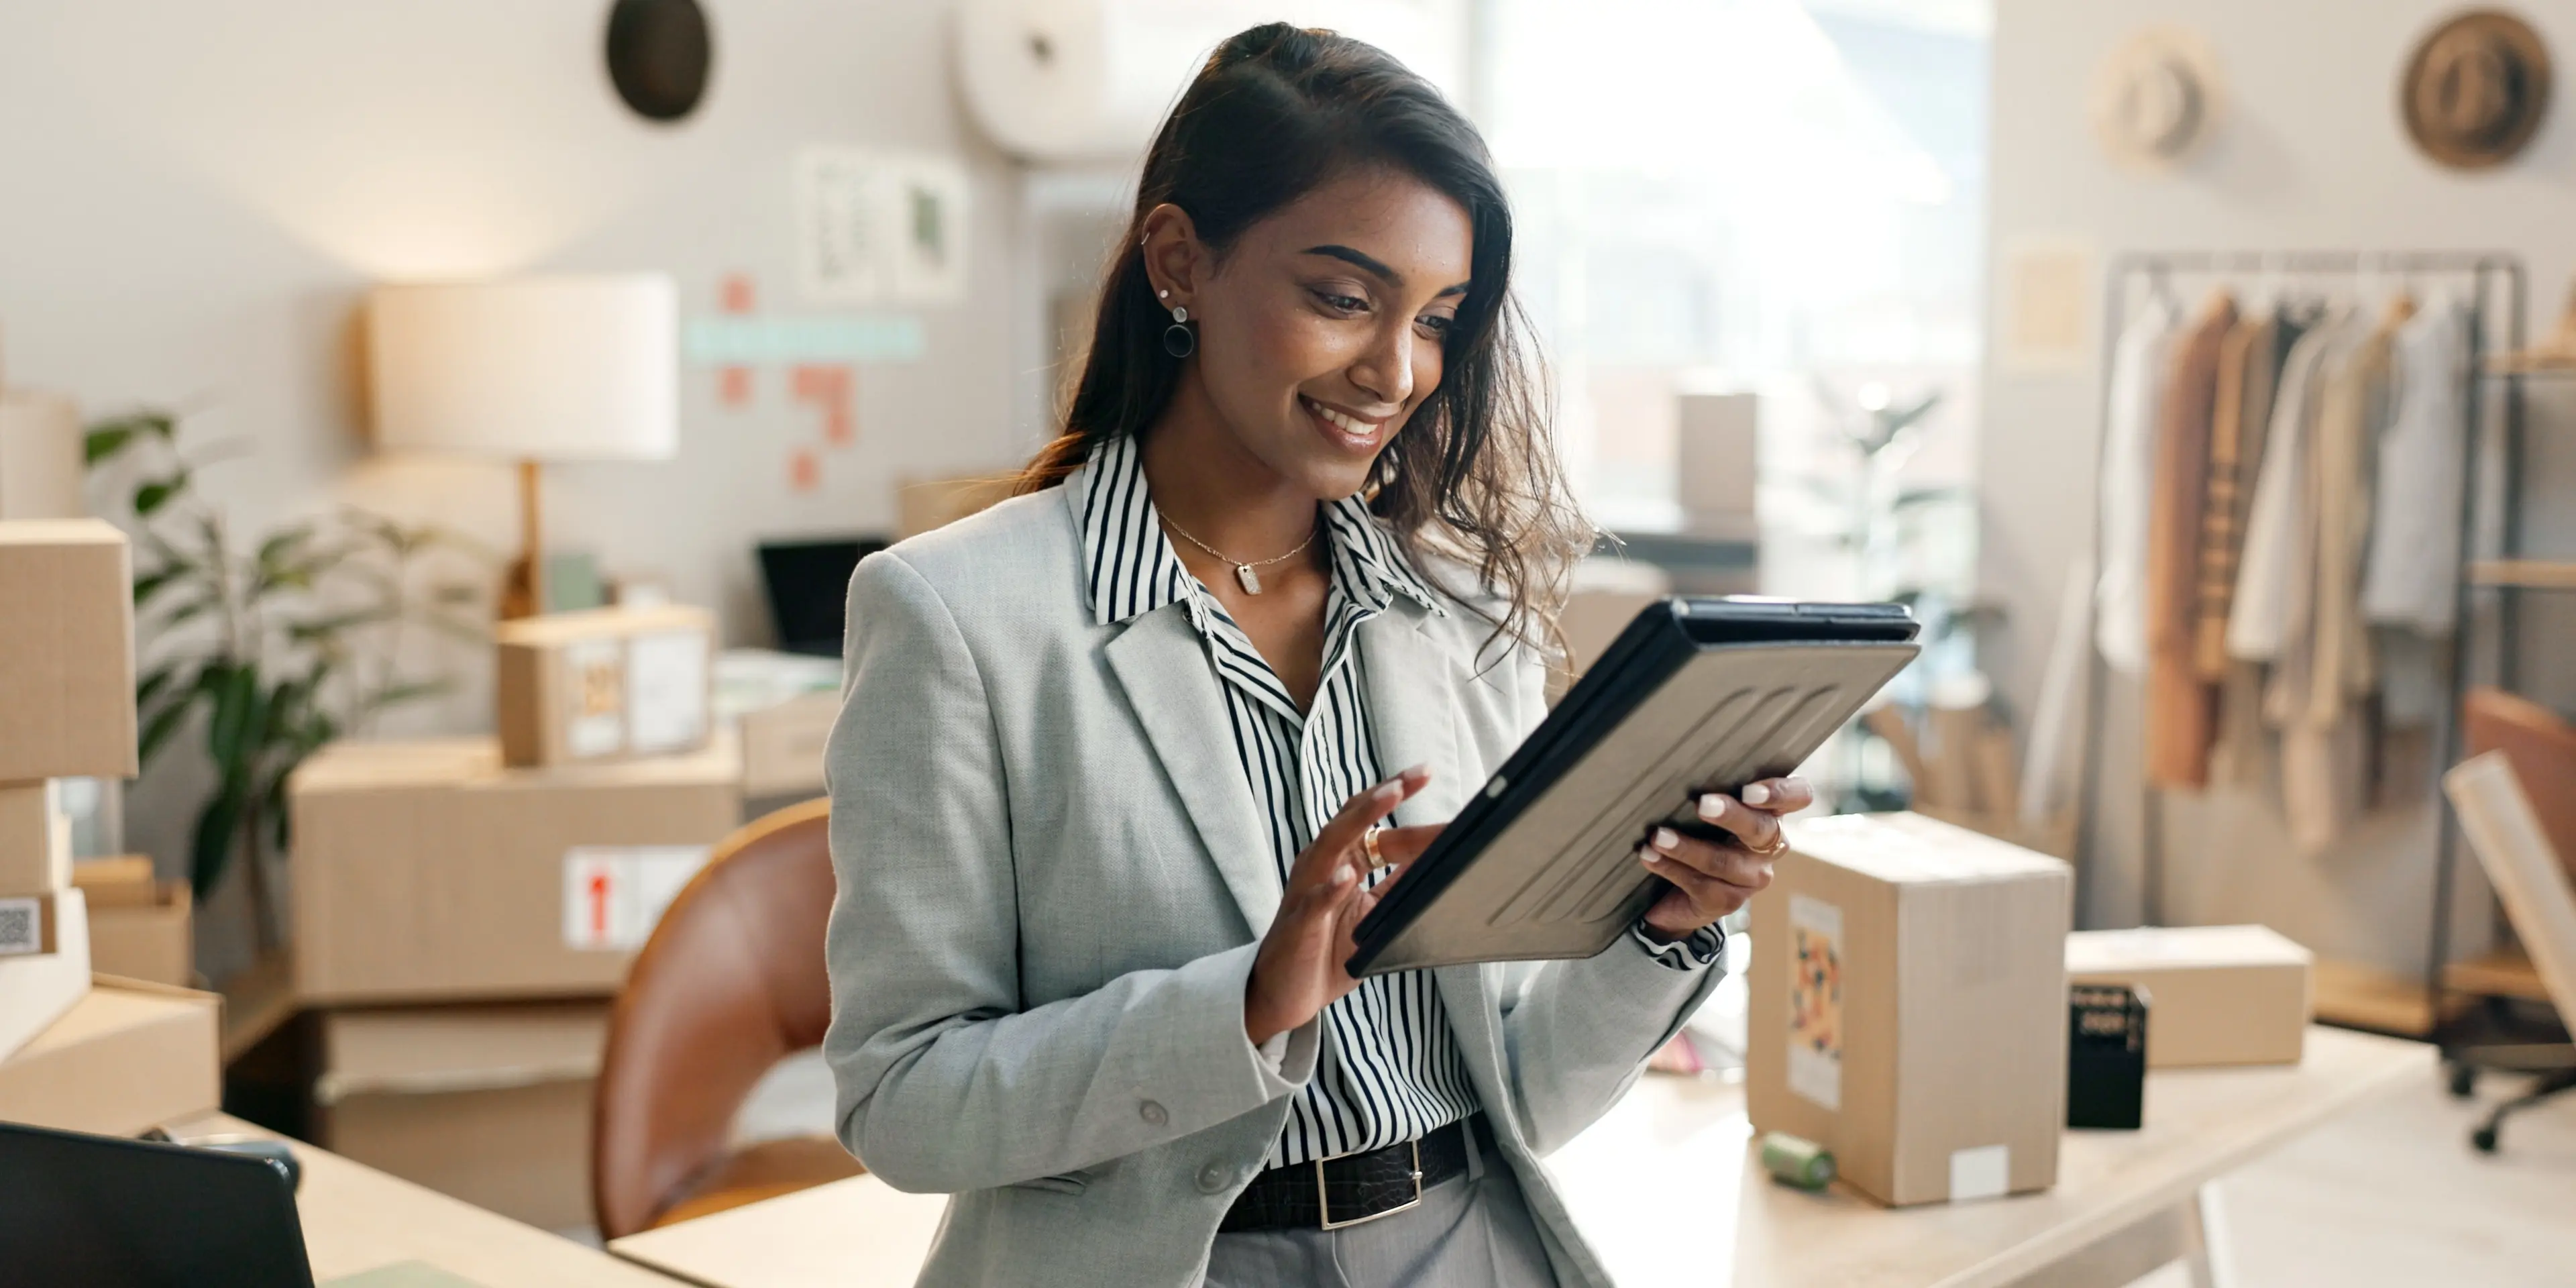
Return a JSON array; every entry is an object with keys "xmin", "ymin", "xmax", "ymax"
[
  {"xmin": 0, "ymin": 895, "xmax": 41, "ymax": 957},
  {"xmin": 625, "ymin": 631, "xmax": 710, "ymax": 753},
  {"xmin": 1786, "ymin": 893, "xmax": 1844, "ymax": 1112},
  {"xmin": 561, "ymin": 845, "xmax": 713, "ymax": 951}
]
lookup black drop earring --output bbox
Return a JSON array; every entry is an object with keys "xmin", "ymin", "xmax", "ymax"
[{"xmin": 1162, "ymin": 303, "xmax": 1195, "ymax": 358}]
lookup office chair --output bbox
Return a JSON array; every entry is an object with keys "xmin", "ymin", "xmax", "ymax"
[
  {"xmin": 2442, "ymin": 753, "xmax": 2576, "ymax": 1154},
  {"xmin": 592, "ymin": 798, "xmax": 863, "ymax": 1237}
]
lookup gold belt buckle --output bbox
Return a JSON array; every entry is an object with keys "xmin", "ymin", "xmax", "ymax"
[{"xmin": 1315, "ymin": 1138, "xmax": 1424, "ymax": 1231}]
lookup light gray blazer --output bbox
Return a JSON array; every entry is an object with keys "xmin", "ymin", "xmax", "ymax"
[{"xmin": 821, "ymin": 482, "xmax": 1722, "ymax": 1288}]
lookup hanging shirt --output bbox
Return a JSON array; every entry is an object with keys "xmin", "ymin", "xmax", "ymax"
[
  {"xmin": 1071, "ymin": 433, "xmax": 1717, "ymax": 1170},
  {"xmin": 2096, "ymin": 295, "xmax": 2183, "ymax": 675},
  {"xmin": 2361, "ymin": 295, "xmax": 2473, "ymax": 635},
  {"xmin": 2229, "ymin": 309, "xmax": 2358, "ymax": 663}
]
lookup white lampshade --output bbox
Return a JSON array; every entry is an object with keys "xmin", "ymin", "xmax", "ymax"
[{"xmin": 367, "ymin": 274, "xmax": 679, "ymax": 461}]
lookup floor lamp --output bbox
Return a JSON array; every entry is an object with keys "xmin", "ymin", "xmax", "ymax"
[{"xmin": 366, "ymin": 275, "xmax": 679, "ymax": 619}]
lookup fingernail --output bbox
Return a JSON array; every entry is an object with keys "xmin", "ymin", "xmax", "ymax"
[
  {"xmin": 1402, "ymin": 763, "xmax": 1430, "ymax": 780},
  {"xmin": 1654, "ymin": 827, "xmax": 1679, "ymax": 851},
  {"xmin": 1742, "ymin": 783, "xmax": 1770, "ymax": 806},
  {"xmin": 1698, "ymin": 794, "xmax": 1725, "ymax": 821},
  {"xmin": 1372, "ymin": 781, "xmax": 1401, "ymax": 802},
  {"xmin": 1785, "ymin": 776, "xmax": 1809, "ymax": 796}
]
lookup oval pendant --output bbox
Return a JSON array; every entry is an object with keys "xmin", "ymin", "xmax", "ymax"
[{"xmin": 1236, "ymin": 564, "xmax": 1263, "ymax": 594}]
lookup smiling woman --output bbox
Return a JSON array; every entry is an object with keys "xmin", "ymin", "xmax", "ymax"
[{"xmin": 823, "ymin": 23, "xmax": 1786, "ymax": 1288}]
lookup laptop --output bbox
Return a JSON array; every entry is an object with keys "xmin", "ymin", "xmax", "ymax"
[
  {"xmin": 757, "ymin": 537, "xmax": 888, "ymax": 657},
  {"xmin": 0, "ymin": 1119, "xmax": 315, "ymax": 1287},
  {"xmin": 1348, "ymin": 597, "xmax": 1919, "ymax": 977}
]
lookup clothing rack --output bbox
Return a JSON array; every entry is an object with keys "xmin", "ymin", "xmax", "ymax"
[{"xmin": 2076, "ymin": 249, "xmax": 2528, "ymax": 1032}]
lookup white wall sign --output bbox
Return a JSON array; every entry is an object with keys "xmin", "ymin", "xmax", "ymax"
[{"xmin": 795, "ymin": 148, "xmax": 971, "ymax": 305}]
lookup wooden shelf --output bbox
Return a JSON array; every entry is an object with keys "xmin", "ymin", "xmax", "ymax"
[
  {"xmin": 2469, "ymin": 559, "xmax": 2576, "ymax": 590},
  {"xmin": 2312, "ymin": 957, "xmax": 2446, "ymax": 1038},
  {"xmin": 2445, "ymin": 948, "xmax": 2550, "ymax": 1004}
]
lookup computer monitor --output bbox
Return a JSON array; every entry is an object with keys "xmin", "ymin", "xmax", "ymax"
[
  {"xmin": 757, "ymin": 536, "xmax": 886, "ymax": 657},
  {"xmin": 0, "ymin": 1120, "xmax": 315, "ymax": 1287}
]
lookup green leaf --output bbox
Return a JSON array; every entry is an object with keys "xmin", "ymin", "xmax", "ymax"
[
  {"xmin": 135, "ymin": 663, "xmax": 182, "ymax": 711},
  {"xmin": 203, "ymin": 665, "xmax": 266, "ymax": 770},
  {"xmin": 131, "ymin": 565, "xmax": 195, "ymax": 608},
  {"xmin": 138, "ymin": 694, "xmax": 195, "ymax": 766},
  {"xmin": 256, "ymin": 529, "xmax": 314, "ymax": 572},
  {"xmin": 152, "ymin": 596, "xmax": 215, "ymax": 634},
  {"xmin": 134, "ymin": 478, "xmax": 185, "ymax": 515},
  {"xmin": 85, "ymin": 425, "xmax": 135, "ymax": 465},
  {"xmin": 286, "ymin": 608, "xmax": 397, "ymax": 643},
  {"xmin": 190, "ymin": 779, "xmax": 249, "ymax": 903},
  {"xmin": 364, "ymin": 678, "xmax": 454, "ymax": 712}
]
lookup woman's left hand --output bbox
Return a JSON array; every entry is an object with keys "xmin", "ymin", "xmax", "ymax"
[{"xmin": 1637, "ymin": 776, "xmax": 1814, "ymax": 938}]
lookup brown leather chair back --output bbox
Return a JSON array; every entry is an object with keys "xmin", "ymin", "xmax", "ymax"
[
  {"xmin": 2465, "ymin": 686, "xmax": 2576, "ymax": 887},
  {"xmin": 592, "ymin": 798, "xmax": 837, "ymax": 1238}
]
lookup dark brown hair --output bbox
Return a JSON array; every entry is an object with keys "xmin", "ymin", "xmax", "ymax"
[{"xmin": 1017, "ymin": 22, "xmax": 1587, "ymax": 649}]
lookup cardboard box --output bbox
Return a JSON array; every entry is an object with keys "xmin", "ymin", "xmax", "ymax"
[
  {"xmin": 0, "ymin": 390, "xmax": 87, "ymax": 521},
  {"xmin": 0, "ymin": 779, "xmax": 71, "ymax": 894},
  {"xmin": 2066, "ymin": 925, "xmax": 2313, "ymax": 1069},
  {"xmin": 739, "ymin": 690, "xmax": 839, "ymax": 800},
  {"xmin": 896, "ymin": 473, "xmax": 1015, "ymax": 539},
  {"xmin": 0, "ymin": 976, "xmax": 220, "ymax": 1135},
  {"xmin": 1676, "ymin": 392, "xmax": 1758, "ymax": 540},
  {"xmin": 87, "ymin": 883, "xmax": 193, "ymax": 988},
  {"xmin": 497, "ymin": 605, "xmax": 717, "ymax": 768},
  {"xmin": 1749, "ymin": 812, "xmax": 2073, "ymax": 1207},
  {"xmin": 0, "ymin": 521, "xmax": 138, "ymax": 781},
  {"xmin": 69, "ymin": 855, "xmax": 159, "ymax": 907},
  {"xmin": 316, "ymin": 1004, "xmax": 608, "ymax": 1232},
  {"xmin": 0, "ymin": 888, "xmax": 88, "ymax": 1063},
  {"xmin": 289, "ymin": 735, "xmax": 742, "ymax": 1003}
]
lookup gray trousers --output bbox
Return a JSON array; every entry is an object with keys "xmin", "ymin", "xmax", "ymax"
[{"xmin": 1202, "ymin": 1130, "xmax": 1560, "ymax": 1288}]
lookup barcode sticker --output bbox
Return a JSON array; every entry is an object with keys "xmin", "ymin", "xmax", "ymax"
[
  {"xmin": 561, "ymin": 846, "xmax": 713, "ymax": 951},
  {"xmin": 0, "ymin": 896, "xmax": 44, "ymax": 957}
]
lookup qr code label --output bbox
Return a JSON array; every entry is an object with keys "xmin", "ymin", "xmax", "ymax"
[{"xmin": 0, "ymin": 897, "xmax": 42, "ymax": 956}]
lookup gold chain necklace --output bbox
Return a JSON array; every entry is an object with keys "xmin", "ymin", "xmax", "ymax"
[{"xmin": 1160, "ymin": 515, "xmax": 1318, "ymax": 595}]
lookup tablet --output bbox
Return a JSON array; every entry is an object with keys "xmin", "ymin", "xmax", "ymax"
[{"xmin": 1347, "ymin": 597, "xmax": 1919, "ymax": 977}]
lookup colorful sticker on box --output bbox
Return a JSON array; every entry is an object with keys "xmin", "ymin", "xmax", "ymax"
[
  {"xmin": 564, "ymin": 638, "xmax": 627, "ymax": 759},
  {"xmin": 1786, "ymin": 893, "xmax": 1843, "ymax": 1112},
  {"xmin": 562, "ymin": 845, "xmax": 714, "ymax": 951}
]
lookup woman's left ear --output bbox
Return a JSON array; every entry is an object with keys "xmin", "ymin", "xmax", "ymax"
[{"xmin": 1138, "ymin": 202, "xmax": 1205, "ymax": 310}]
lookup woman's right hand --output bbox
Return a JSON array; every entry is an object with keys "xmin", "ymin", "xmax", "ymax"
[{"xmin": 1244, "ymin": 765, "xmax": 1441, "ymax": 1046}]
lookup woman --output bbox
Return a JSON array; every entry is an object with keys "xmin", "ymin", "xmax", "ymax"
[{"xmin": 822, "ymin": 24, "xmax": 1805, "ymax": 1288}]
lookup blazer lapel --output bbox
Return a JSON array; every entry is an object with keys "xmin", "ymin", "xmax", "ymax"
[
  {"xmin": 1104, "ymin": 604, "xmax": 1281, "ymax": 932},
  {"xmin": 1356, "ymin": 608, "xmax": 1466, "ymax": 825}
]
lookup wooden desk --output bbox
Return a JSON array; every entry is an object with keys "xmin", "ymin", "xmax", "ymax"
[
  {"xmin": 165, "ymin": 1113, "xmax": 682, "ymax": 1287},
  {"xmin": 606, "ymin": 1026, "xmax": 2426, "ymax": 1288}
]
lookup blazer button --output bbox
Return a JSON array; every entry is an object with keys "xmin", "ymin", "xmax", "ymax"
[
  {"xmin": 1197, "ymin": 1163, "xmax": 1231, "ymax": 1193},
  {"xmin": 1139, "ymin": 1099, "xmax": 1169, "ymax": 1126}
]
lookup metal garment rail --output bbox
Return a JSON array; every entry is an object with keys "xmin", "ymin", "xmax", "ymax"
[{"xmin": 2074, "ymin": 250, "xmax": 2527, "ymax": 1023}]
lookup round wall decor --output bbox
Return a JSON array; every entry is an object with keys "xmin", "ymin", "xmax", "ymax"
[
  {"xmin": 606, "ymin": 0, "xmax": 713, "ymax": 123},
  {"xmin": 2402, "ymin": 9, "xmax": 2552, "ymax": 170}
]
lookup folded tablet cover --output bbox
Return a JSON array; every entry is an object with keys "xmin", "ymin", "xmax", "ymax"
[{"xmin": 1348, "ymin": 598, "xmax": 1918, "ymax": 977}]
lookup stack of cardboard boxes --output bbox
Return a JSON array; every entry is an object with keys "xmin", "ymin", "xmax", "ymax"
[
  {"xmin": 0, "ymin": 521, "xmax": 137, "ymax": 1061},
  {"xmin": 0, "ymin": 519, "xmax": 221, "ymax": 1138},
  {"xmin": 288, "ymin": 603, "xmax": 741, "ymax": 1230}
]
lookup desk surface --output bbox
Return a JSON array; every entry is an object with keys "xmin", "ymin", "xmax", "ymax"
[
  {"xmin": 608, "ymin": 1025, "xmax": 2426, "ymax": 1288},
  {"xmin": 169, "ymin": 1113, "xmax": 681, "ymax": 1288}
]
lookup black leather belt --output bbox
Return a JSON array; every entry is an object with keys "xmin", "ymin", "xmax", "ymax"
[{"xmin": 1218, "ymin": 1114, "xmax": 1490, "ymax": 1232}]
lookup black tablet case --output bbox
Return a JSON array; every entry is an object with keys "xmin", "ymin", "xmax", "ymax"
[{"xmin": 1348, "ymin": 598, "xmax": 1919, "ymax": 977}]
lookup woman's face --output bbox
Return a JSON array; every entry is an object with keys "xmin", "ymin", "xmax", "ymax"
[{"xmin": 1160, "ymin": 166, "xmax": 1474, "ymax": 502}]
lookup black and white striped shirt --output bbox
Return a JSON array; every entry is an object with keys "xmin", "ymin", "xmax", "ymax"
[{"xmin": 1073, "ymin": 434, "xmax": 1715, "ymax": 1169}]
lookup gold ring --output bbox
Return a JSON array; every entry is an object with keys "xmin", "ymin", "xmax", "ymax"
[
  {"xmin": 1362, "ymin": 826, "xmax": 1389, "ymax": 869},
  {"xmin": 1746, "ymin": 829, "xmax": 1790, "ymax": 858}
]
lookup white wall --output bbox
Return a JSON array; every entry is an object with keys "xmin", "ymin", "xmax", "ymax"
[
  {"xmin": 0, "ymin": 1, "xmax": 1032, "ymax": 936},
  {"xmin": 1980, "ymin": 0, "xmax": 2576, "ymax": 971}
]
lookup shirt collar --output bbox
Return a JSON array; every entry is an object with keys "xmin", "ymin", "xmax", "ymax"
[{"xmin": 1069, "ymin": 434, "xmax": 1444, "ymax": 628}]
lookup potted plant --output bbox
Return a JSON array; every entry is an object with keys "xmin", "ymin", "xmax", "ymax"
[{"xmin": 85, "ymin": 409, "xmax": 492, "ymax": 949}]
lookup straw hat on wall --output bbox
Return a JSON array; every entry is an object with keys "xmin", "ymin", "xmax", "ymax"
[
  {"xmin": 2402, "ymin": 9, "xmax": 2553, "ymax": 170},
  {"xmin": 2090, "ymin": 27, "xmax": 2227, "ymax": 174}
]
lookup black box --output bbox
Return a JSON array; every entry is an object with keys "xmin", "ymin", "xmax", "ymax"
[{"xmin": 2067, "ymin": 983, "xmax": 2148, "ymax": 1130}]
